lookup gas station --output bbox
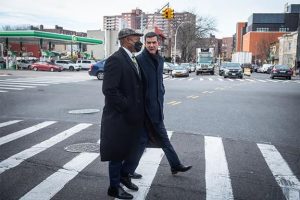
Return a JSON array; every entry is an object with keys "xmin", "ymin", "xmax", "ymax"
[{"xmin": 0, "ymin": 30, "xmax": 103, "ymax": 69}]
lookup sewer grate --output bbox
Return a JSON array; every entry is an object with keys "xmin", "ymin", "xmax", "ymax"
[
  {"xmin": 65, "ymin": 143, "xmax": 100, "ymax": 153},
  {"xmin": 68, "ymin": 109, "xmax": 100, "ymax": 114}
]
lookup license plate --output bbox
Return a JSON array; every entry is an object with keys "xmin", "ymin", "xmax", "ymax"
[
  {"xmin": 280, "ymin": 71, "xmax": 285, "ymax": 73},
  {"xmin": 232, "ymin": 73, "xmax": 236, "ymax": 75}
]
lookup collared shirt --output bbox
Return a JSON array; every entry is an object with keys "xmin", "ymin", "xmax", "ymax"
[{"xmin": 122, "ymin": 47, "xmax": 140, "ymax": 75}]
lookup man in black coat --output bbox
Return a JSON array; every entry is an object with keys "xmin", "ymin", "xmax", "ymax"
[
  {"xmin": 100, "ymin": 28, "xmax": 144, "ymax": 199},
  {"xmin": 135, "ymin": 32, "xmax": 192, "ymax": 176}
]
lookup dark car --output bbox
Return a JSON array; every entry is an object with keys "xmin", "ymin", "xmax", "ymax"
[
  {"xmin": 88, "ymin": 59, "xmax": 106, "ymax": 80},
  {"xmin": 241, "ymin": 63, "xmax": 253, "ymax": 73},
  {"xmin": 270, "ymin": 65, "xmax": 292, "ymax": 80},
  {"xmin": 223, "ymin": 62, "xmax": 243, "ymax": 79}
]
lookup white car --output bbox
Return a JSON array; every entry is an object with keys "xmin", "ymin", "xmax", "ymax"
[
  {"xmin": 260, "ymin": 64, "xmax": 273, "ymax": 73},
  {"xmin": 76, "ymin": 60, "xmax": 96, "ymax": 70},
  {"xmin": 55, "ymin": 60, "xmax": 80, "ymax": 71}
]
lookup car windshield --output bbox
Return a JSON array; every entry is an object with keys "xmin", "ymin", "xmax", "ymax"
[
  {"xmin": 227, "ymin": 63, "xmax": 241, "ymax": 68},
  {"xmin": 174, "ymin": 66, "xmax": 185, "ymax": 70},
  {"xmin": 275, "ymin": 65, "xmax": 289, "ymax": 70}
]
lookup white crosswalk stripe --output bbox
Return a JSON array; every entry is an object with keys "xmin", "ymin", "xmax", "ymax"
[
  {"xmin": 257, "ymin": 144, "xmax": 300, "ymax": 200},
  {"xmin": 205, "ymin": 136, "xmax": 233, "ymax": 200},
  {"xmin": 0, "ymin": 121, "xmax": 57, "ymax": 146},
  {"xmin": 163, "ymin": 76, "xmax": 299, "ymax": 84},
  {"xmin": 1, "ymin": 121, "xmax": 299, "ymax": 199},
  {"xmin": 0, "ymin": 123, "xmax": 92, "ymax": 174},
  {"xmin": 0, "ymin": 77, "xmax": 88, "ymax": 93}
]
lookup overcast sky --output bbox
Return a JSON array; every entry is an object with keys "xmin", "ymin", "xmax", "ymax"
[{"xmin": 0, "ymin": 0, "xmax": 299, "ymax": 38}]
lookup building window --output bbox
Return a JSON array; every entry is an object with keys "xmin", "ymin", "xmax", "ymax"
[
  {"xmin": 257, "ymin": 28, "xmax": 269, "ymax": 32},
  {"xmin": 279, "ymin": 27, "xmax": 289, "ymax": 32}
]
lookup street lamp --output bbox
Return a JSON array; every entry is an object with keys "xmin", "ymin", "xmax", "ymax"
[{"xmin": 173, "ymin": 21, "xmax": 192, "ymax": 64}]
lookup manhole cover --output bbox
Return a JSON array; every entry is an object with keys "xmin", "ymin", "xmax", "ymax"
[
  {"xmin": 68, "ymin": 109, "xmax": 100, "ymax": 114},
  {"xmin": 65, "ymin": 143, "xmax": 100, "ymax": 153}
]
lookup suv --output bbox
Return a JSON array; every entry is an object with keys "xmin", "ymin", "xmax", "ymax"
[
  {"xmin": 55, "ymin": 60, "xmax": 80, "ymax": 71},
  {"xmin": 77, "ymin": 60, "xmax": 96, "ymax": 70}
]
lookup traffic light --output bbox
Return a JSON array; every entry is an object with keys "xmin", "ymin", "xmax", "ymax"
[
  {"xmin": 162, "ymin": 8, "xmax": 169, "ymax": 19},
  {"xmin": 168, "ymin": 8, "xmax": 174, "ymax": 19}
]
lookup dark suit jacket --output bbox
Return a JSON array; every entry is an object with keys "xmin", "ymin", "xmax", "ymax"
[
  {"xmin": 100, "ymin": 47, "xmax": 144, "ymax": 161},
  {"xmin": 137, "ymin": 49, "xmax": 165, "ymax": 124}
]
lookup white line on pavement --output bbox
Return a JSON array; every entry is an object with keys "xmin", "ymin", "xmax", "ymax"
[
  {"xmin": 0, "ymin": 87, "xmax": 24, "ymax": 90},
  {"xmin": 0, "ymin": 121, "xmax": 57, "ymax": 146},
  {"xmin": 0, "ymin": 84, "xmax": 36, "ymax": 88},
  {"xmin": 205, "ymin": 136, "xmax": 233, "ymax": 200},
  {"xmin": 20, "ymin": 152, "xmax": 99, "ymax": 200},
  {"xmin": 0, "ymin": 120, "xmax": 23, "ymax": 128},
  {"xmin": 257, "ymin": 143, "xmax": 300, "ymax": 200},
  {"xmin": 128, "ymin": 132, "xmax": 173, "ymax": 200},
  {"xmin": 0, "ymin": 123, "xmax": 92, "ymax": 174}
]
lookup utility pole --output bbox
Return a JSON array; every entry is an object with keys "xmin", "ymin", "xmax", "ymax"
[{"xmin": 295, "ymin": 13, "xmax": 300, "ymax": 76}]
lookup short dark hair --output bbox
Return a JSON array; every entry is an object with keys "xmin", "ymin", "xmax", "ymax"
[{"xmin": 144, "ymin": 32, "xmax": 158, "ymax": 41}]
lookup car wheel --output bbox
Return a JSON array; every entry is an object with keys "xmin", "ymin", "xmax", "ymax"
[
  {"xmin": 69, "ymin": 66, "xmax": 74, "ymax": 71},
  {"xmin": 271, "ymin": 76, "xmax": 274, "ymax": 79},
  {"xmin": 288, "ymin": 76, "xmax": 291, "ymax": 80},
  {"xmin": 96, "ymin": 72, "xmax": 104, "ymax": 80},
  {"xmin": 27, "ymin": 65, "xmax": 31, "ymax": 70},
  {"xmin": 33, "ymin": 67, "xmax": 38, "ymax": 71}
]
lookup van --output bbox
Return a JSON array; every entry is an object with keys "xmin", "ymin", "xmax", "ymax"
[{"xmin": 76, "ymin": 60, "xmax": 96, "ymax": 70}]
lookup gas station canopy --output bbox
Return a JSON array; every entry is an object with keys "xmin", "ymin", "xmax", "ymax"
[{"xmin": 0, "ymin": 30, "xmax": 103, "ymax": 45}]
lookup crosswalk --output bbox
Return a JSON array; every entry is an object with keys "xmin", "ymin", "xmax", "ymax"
[
  {"xmin": 164, "ymin": 76, "xmax": 300, "ymax": 84},
  {"xmin": 0, "ymin": 76, "xmax": 89, "ymax": 93},
  {"xmin": 0, "ymin": 119, "xmax": 299, "ymax": 200}
]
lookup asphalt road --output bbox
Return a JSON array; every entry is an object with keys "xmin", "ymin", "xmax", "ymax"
[{"xmin": 0, "ymin": 70, "xmax": 299, "ymax": 200}]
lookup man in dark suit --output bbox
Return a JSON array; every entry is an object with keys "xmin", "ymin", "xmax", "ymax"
[
  {"xmin": 134, "ymin": 32, "xmax": 192, "ymax": 176},
  {"xmin": 100, "ymin": 28, "xmax": 144, "ymax": 199}
]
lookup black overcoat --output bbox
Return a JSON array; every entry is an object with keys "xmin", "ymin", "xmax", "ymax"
[
  {"xmin": 137, "ymin": 49, "xmax": 165, "ymax": 148},
  {"xmin": 100, "ymin": 47, "xmax": 144, "ymax": 161}
]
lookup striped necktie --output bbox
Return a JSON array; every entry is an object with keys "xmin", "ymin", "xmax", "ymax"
[{"xmin": 132, "ymin": 55, "xmax": 140, "ymax": 75}]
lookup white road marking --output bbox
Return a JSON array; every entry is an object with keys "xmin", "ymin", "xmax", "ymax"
[
  {"xmin": 0, "ymin": 123, "xmax": 92, "ymax": 174},
  {"xmin": 20, "ymin": 152, "xmax": 99, "ymax": 200},
  {"xmin": 0, "ymin": 121, "xmax": 56, "ymax": 146},
  {"xmin": 227, "ymin": 79, "xmax": 234, "ymax": 82},
  {"xmin": 0, "ymin": 87, "xmax": 24, "ymax": 90},
  {"xmin": 0, "ymin": 81, "xmax": 48, "ymax": 86},
  {"xmin": 257, "ymin": 143, "xmax": 300, "ymax": 200},
  {"xmin": 0, "ymin": 84, "xmax": 36, "ymax": 88},
  {"xmin": 199, "ymin": 78, "xmax": 204, "ymax": 81},
  {"xmin": 188, "ymin": 78, "xmax": 194, "ymax": 81},
  {"xmin": 205, "ymin": 136, "xmax": 233, "ymax": 200},
  {"xmin": 0, "ymin": 120, "xmax": 23, "ymax": 128},
  {"xmin": 208, "ymin": 78, "xmax": 213, "ymax": 81},
  {"xmin": 218, "ymin": 78, "xmax": 224, "ymax": 81},
  {"xmin": 128, "ymin": 132, "xmax": 173, "ymax": 200},
  {"xmin": 0, "ymin": 90, "xmax": 8, "ymax": 93}
]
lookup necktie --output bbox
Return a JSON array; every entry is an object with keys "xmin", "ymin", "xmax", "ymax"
[{"xmin": 132, "ymin": 55, "xmax": 140, "ymax": 75}]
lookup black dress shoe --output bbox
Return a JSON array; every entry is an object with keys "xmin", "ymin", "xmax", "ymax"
[
  {"xmin": 120, "ymin": 176, "xmax": 139, "ymax": 191},
  {"xmin": 171, "ymin": 164, "xmax": 192, "ymax": 174},
  {"xmin": 107, "ymin": 185, "xmax": 133, "ymax": 199},
  {"xmin": 129, "ymin": 172, "xmax": 142, "ymax": 179}
]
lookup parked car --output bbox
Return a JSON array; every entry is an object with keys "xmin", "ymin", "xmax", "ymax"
[
  {"xmin": 171, "ymin": 65, "xmax": 189, "ymax": 78},
  {"xmin": 77, "ymin": 59, "xmax": 96, "ymax": 70},
  {"xmin": 16, "ymin": 59, "xmax": 35, "ymax": 70},
  {"xmin": 88, "ymin": 59, "xmax": 106, "ymax": 80},
  {"xmin": 30, "ymin": 62, "xmax": 63, "ymax": 72},
  {"xmin": 219, "ymin": 62, "xmax": 229, "ymax": 76},
  {"xmin": 223, "ymin": 62, "xmax": 243, "ymax": 79},
  {"xmin": 180, "ymin": 63, "xmax": 191, "ymax": 73},
  {"xmin": 266, "ymin": 65, "xmax": 274, "ymax": 74},
  {"xmin": 270, "ymin": 65, "xmax": 292, "ymax": 80},
  {"xmin": 54, "ymin": 60, "xmax": 80, "ymax": 71},
  {"xmin": 241, "ymin": 63, "xmax": 253, "ymax": 73},
  {"xmin": 259, "ymin": 64, "xmax": 273, "ymax": 73},
  {"xmin": 163, "ymin": 62, "xmax": 174, "ymax": 74},
  {"xmin": 252, "ymin": 64, "xmax": 259, "ymax": 72}
]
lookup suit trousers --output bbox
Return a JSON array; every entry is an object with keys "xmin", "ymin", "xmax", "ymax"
[{"xmin": 126, "ymin": 120, "xmax": 182, "ymax": 175}]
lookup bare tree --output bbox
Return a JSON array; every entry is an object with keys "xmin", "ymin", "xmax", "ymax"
[{"xmin": 176, "ymin": 14, "xmax": 217, "ymax": 62}]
